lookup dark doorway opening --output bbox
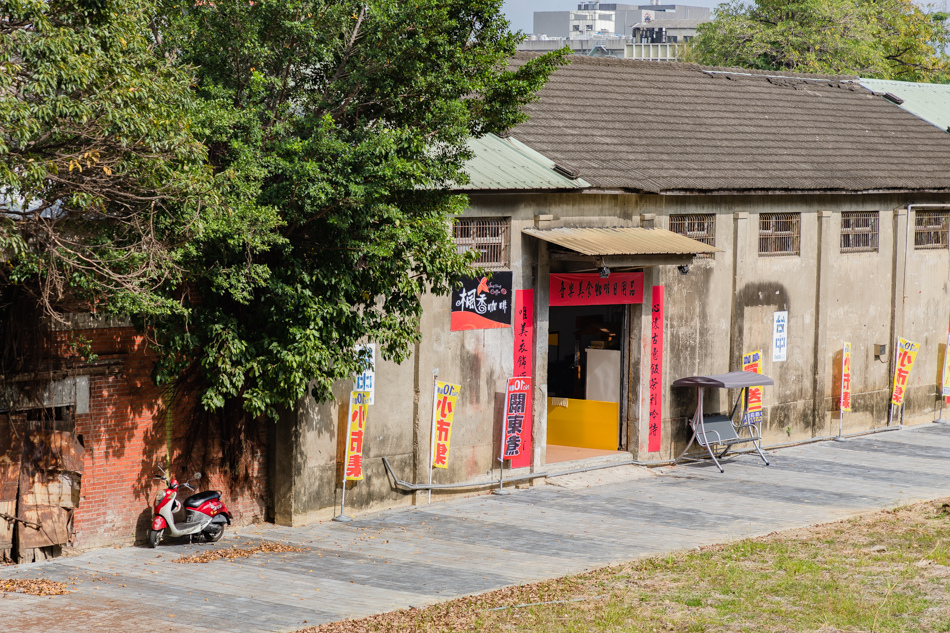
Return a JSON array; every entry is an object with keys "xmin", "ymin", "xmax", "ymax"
[{"xmin": 546, "ymin": 304, "xmax": 626, "ymax": 463}]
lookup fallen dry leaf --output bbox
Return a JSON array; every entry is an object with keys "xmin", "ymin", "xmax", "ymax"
[
  {"xmin": 1, "ymin": 578, "xmax": 70, "ymax": 596},
  {"xmin": 172, "ymin": 541, "xmax": 302, "ymax": 564}
]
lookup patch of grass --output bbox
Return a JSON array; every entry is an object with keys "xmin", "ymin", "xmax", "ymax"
[{"xmin": 301, "ymin": 498, "xmax": 950, "ymax": 633}]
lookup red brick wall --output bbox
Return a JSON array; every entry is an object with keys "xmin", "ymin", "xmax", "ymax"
[{"xmin": 63, "ymin": 327, "xmax": 268, "ymax": 550}]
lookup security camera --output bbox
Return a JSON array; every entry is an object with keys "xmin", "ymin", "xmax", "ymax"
[{"xmin": 677, "ymin": 265, "xmax": 690, "ymax": 275}]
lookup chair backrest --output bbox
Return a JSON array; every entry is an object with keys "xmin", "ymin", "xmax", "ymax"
[{"xmin": 697, "ymin": 415, "xmax": 739, "ymax": 442}]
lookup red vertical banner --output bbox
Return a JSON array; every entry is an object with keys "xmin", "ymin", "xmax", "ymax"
[
  {"xmin": 648, "ymin": 286, "xmax": 664, "ymax": 453},
  {"xmin": 511, "ymin": 289, "xmax": 533, "ymax": 468}
]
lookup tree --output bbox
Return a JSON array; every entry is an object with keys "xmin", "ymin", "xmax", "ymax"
[
  {"xmin": 0, "ymin": 0, "xmax": 230, "ymax": 390},
  {"xmin": 688, "ymin": 0, "xmax": 950, "ymax": 81},
  {"xmin": 145, "ymin": 0, "xmax": 564, "ymax": 427}
]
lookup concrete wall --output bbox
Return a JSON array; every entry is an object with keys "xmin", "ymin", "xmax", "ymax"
[{"xmin": 273, "ymin": 191, "xmax": 950, "ymax": 525}]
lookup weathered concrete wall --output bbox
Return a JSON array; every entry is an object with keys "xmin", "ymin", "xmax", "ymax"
[{"xmin": 274, "ymin": 191, "xmax": 950, "ymax": 524}]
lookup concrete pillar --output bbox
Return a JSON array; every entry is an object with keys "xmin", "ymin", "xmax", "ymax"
[
  {"xmin": 888, "ymin": 208, "xmax": 909, "ymax": 424},
  {"xmin": 533, "ymin": 239, "xmax": 550, "ymax": 471},
  {"xmin": 812, "ymin": 211, "xmax": 835, "ymax": 437},
  {"xmin": 729, "ymin": 212, "xmax": 751, "ymax": 370}
]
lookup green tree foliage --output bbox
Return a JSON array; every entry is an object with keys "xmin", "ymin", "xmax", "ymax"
[
  {"xmin": 0, "ymin": 0, "xmax": 214, "ymax": 318},
  {"xmin": 146, "ymin": 0, "xmax": 564, "ymax": 419},
  {"xmin": 689, "ymin": 0, "xmax": 950, "ymax": 81}
]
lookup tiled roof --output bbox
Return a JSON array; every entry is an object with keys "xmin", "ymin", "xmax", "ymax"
[
  {"xmin": 458, "ymin": 134, "xmax": 590, "ymax": 191},
  {"xmin": 858, "ymin": 78, "xmax": 950, "ymax": 134},
  {"xmin": 510, "ymin": 54, "xmax": 950, "ymax": 194}
]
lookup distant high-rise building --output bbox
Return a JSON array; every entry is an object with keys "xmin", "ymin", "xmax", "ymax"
[
  {"xmin": 525, "ymin": 3, "xmax": 711, "ymax": 61},
  {"xmin": 531, "ymin": 3, "xmax": 710, "ymax": 40}
]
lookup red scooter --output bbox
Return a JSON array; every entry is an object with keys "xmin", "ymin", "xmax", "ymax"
[{"xmin": 149, "ymin": 466, "xmax": 232, "ymax": 548}]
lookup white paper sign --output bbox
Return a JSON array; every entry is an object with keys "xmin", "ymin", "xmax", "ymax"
[
  {"xmin": 772, "ymin": 311, "xmax": 788, "ymax": 362},
  {"xmin": 354, "ymin": 344, "xmax": 376, "ymax": 405}
]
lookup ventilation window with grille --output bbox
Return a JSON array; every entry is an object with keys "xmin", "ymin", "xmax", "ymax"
[
  {"xmin": 669, "ymin": 214, "xmax": 715, "ymax": 259},
  {"xmin": 914, "ymin": 211, "xmax": 949, "ymax": 250},
  {"xmin": 759, "ymin": 213, "xmax": 801, "ymax": 256},
  {"xmin": 453, "ymin": 218, "xmax": 510, "ymax": 269},
  {"xmin": 840, "ymin": 211, "xmax": 879, "ymax": 253}
]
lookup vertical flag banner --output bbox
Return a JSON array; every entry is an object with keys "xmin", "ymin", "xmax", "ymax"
[
  {"xmin": 344, "ymin": 391, "xmax": 369, "ymax": 481},
  {"xmin": 772, "ymin": 311, "xmax": 788, "ymax": 362},
  {"xmin": 891, "ymin": 337, "xmax": 921, "ymax": 406},
  {"xmin": 432, "ymin": 381, "xmax": 460, "ymax": 469},
  {"xmin": 840, "ymin": 342, "xmax": 852, "ymax": 412},
  {"xmin": 503, "ymin": 377, "xmax": 531, "ymax": 460},
  {"xmin": 742, "ymin": 350, "xmax": 764, "ymax": 424},
  {"xmin": 510, "ymin": 289, "xmax": 534, "ymax": 468},
  {"xmin": 648, "ymin": 286, "xmax": 664, "ymax": 453}
]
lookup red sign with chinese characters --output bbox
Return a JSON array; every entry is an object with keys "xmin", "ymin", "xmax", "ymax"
[
  {"xmin": 503, "ymin": 376, "xmax": 531, "ymax": 461},
  {"xmin": 509, "ymin": 289, "xmax": 533, "ymax": 467},
  {"xmin": 550, "ymin": 273, "xmax": 644, "ymax": 307},
  {"xmin": 840, "ymin": 342, "xmax": 852, "ymax": 412},
  {"xmin": 648, "ymin": 286, "xmax": 664, "ymax": 453}
]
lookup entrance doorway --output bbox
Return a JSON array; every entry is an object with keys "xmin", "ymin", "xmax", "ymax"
[{"xmin": 546, "ymin": 304, "xmax": 627, "ymax": 463}]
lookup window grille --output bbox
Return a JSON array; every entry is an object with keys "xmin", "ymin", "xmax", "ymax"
[
  {"xmin": 669, "ymin": 214, "xmax": 715, "ymax": 259},
  {"xmin": 914, "ymin": 211, "xmax": 949, "ymax": 250},
  {"xmin": 759, "ymin": 213, "xmax": 801, "ymax": 256},
  {"xmin": 840, "ymin": 211, "xmax": 879, "ymax": 253},
  {"xmin": 453, "ymin": 218, "xmax": 510, "ymax": 269}
]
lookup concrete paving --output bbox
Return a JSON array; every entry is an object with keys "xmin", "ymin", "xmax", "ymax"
[{"xmin": 4, "ymin": 423, "xmax": 950, "ymax": 632}]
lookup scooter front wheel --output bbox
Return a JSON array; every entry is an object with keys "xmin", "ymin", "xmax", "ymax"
[
  {"xmin": 203, "ymin": 524, "xmax": 225, "ymax": 543},
  {"xmin": 148, "ymin": 528, "xmax": 164, "ymax": 548}
]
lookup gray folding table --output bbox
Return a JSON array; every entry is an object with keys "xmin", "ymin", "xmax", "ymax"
[{"xmin": 672, "ymin": 371, "xmax": 774, "ymax": 472}]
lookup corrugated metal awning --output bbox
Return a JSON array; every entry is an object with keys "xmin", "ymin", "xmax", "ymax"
[{"xmin": 522, "ymin": 226, "xmax": 721, "ymax": 257}]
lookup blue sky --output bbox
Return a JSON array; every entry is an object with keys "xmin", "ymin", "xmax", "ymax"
[{"xmin": 501, "ymin": 0, "xmax": 726, "ymax": 34}]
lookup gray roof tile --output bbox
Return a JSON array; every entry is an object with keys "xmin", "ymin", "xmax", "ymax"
[{"xmin": 510, "ymin": 54, "xmax": 950, "ymax": 194}]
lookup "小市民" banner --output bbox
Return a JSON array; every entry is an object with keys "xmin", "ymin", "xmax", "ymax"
[
  {"xmin": 344, "ymin": 391, "xmax": 370, "ymax": 481},
  {"xmin": 549, "ymin": 273, "xmax": 644, "ymax": 307},
  {"xmin": 432, "ymin": 381, "xmax": 460, "ymax": 469},
  {"xmin": 743, "ymin": 350, "xmax": 764, "ymax": 424},
  {"xmin": 891, "ymin": 337, "xmax": 921, "ymax": 406},
  {"xmin": 840, "ymin": 342, "xmax": 852, "ymax": 412},
  {"xmin": 503, "ymin": 377, "xmax": 531, "ymax": 460}
]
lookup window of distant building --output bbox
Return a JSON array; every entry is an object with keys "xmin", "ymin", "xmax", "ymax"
[
  {"xmin": 840, "ymin": 211, "xmax": 879, "ymax": 253},
  {"xmin": 759, "ymin": 213, "xmax": 801, "ymax": 256},
  {"xmin": 670, "ymin": 214, "xmax": 715, "ymax": 259},
  {"xmin": 914, "ymin": 211, "xmax": 949, "ymax": 250},
  {"xmin": 453, "ymin": 218, "xmax": 510, "ymax": 269}
]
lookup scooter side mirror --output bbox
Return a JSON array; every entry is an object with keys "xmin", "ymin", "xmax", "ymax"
[{"xmin": 194, "ymin": 472, "xmax": 202, "ymax": 480}]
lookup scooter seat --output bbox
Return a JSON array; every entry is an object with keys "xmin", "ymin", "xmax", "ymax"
[{"xmin": 183, "ymin": 490, "xmax": 222, "ymax": 508}]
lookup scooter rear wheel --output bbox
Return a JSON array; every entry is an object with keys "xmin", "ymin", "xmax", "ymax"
[
  {"xmin": 148, "ymin": 528, "xmax": 164, "ymax": 548},
  {"xmin": 203, "ymin": 524, "xmax": 225, "ymax": 543}
]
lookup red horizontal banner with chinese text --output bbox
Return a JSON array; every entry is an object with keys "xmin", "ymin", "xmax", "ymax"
[{"xmin": 550, "ymin": 273, "xmax": 644, "ymax": 306}]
